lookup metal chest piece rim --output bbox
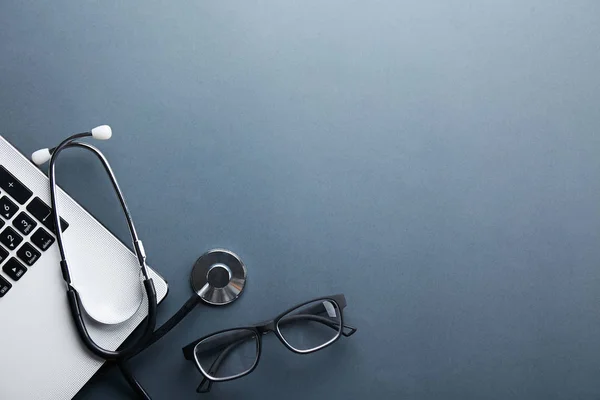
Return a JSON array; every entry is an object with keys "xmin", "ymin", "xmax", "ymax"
[{"xmin": 190, "ymin": 249, "xmax": 247, "ymax": 306}]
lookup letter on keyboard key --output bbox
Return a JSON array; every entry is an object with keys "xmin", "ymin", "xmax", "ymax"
[
  {"xmin": 0, "ymin": 196, "xmax": 19, "ymax": 220},
  {"xmin": 17, "ymin": 243, "xmax": 41, "ymax": 266},
  {"xmin": 3, "ymin": 258, "xmax": 27, "ymax": 281},
  {"xmin": 26, "ymin": 197, "xmax": 69, "ymax": 233},
  {"xmin": 0, "ymin": 276, "xmax": 11, "ymax": 297},
  {"xmin": 0, "ymin": 166, "xmax": 33, "ymax": 204},
  {"xmin": 31, "ymin": 228, "xmax": 55, "ymax": 251},
  {"xmin": 12, "ymin": 212, "xmax": 37, "ymax": 235},
  {"xmin": 0, "ymin": 227, "xmax": 23, "ymax": 250}
]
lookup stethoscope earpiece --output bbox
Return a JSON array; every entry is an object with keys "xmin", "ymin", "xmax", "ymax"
[{"xmin": 190, "ymin": 249, "xmax": 247, "ymax": 306}]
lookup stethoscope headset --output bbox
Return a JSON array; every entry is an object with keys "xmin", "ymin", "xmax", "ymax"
[{"xmin": 32, "ymin": 125, "xmax": 248, "ymax": 398}]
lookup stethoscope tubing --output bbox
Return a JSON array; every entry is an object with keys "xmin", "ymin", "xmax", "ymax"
[
  {"xmin": 42, "ymin": 131, "xmax": 245, "ymax": 399},
  {"xmin": 47, "ymin": 135, "xmax": 157, "ymax": 360}
]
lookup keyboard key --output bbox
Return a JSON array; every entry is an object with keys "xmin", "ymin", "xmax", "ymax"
[
  {"xmin": 31, "ymin": 228, "xmax": 55, "ymax": 251},
  {"xmin": 3, "ymin": 258, "xmax": 27, "ymax": 281},
  {"xmin": 12, "ymin": 212, "xmax": 37, "ymax": 235},
  {"xmin": 0, "ymin": 166, "xmax": 33, "ymax": 204},
  {"xmin": 0, "ymin": 245, "xmax": 8, "ymax": 264},
  {"xmin": 0, "ymin": 227, "xmax": 23, "ymax": 250},
  {"xmin": 26, "ymin": 197, "xmax": 69, "ymax": 233},
  {"xmin": 17, "ymin": 243, "xmax": 41, "ymax": 266},
  {"xmin": 0, "ymin": 196, "xmax": 19, "ymax": 220},
  {"xmin": 0, "ymin": 276, "xmax": 11, "ymax": 297},
  {"xmin": 0, "ymin": 218, "xmax": 3, "ymax": 229}
]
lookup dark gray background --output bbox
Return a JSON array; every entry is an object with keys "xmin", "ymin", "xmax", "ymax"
[{"xmin": 2, "ymin": 1, "xmax": 600, "ymax": 399}]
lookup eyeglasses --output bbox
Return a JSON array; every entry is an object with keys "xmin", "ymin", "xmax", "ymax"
[{"xmin": 182, "ymin": 294, "xmax": 357, "ymax": 393}]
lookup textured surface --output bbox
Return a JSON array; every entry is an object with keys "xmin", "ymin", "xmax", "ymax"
[{"xmin": 1, "ymin": 1, "xmax": 600, "ymax": 399}]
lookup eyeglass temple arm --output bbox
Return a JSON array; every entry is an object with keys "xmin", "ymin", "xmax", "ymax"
[
  {"xmin": 196, "ymin": 378, "xmax": 213, "ymax": 394},
  {"xmin": 279, "ymin": 314, "xmax": 357, "ymax": 337},
  {"xmin": 300, "ymin": 294, "xmax": 347, "ymax": 316}
]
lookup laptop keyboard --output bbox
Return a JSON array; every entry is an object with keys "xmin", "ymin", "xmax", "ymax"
[{"xmin": 0, "ymin": 165, "xmax": 69, "ymax": 297}]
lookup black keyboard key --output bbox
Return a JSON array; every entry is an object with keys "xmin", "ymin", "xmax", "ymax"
[
  {"xmin": 0, "ymin": 218, "xmax": 3, "ymax": 229},
  {"xmin": 26, "ymin": 197, "xmax": 69, "ymax": 233},
  {"xmin": 0, "ymin": 166, "xmax": 33, "ymax": 204},
  {"xmin": 0, "ymin": 227, "xmax": 23, "ymax": 250},
  {"xmin": 17, "ymin": 243, "xmax": 41, "ymax": 266},
  {"xmin": 0, "ymin": 276, "xmax": 11, "ymax": 297},
  {"xmin": 3, "ymin": 258, "xmax": 27, "ymax": 281},
  {"xmin": 31, "ymin": 228, "xmax": 55, "ymax": 251},
  {"xmin": 12, "ymin": 212, "xmax": 37, "ymax": 235},
  {"xmin": 0, "ymin": 245, "xmax": 8, "ymax": 264},
  {"xmin": 0, "ymin": 196, "xmax": 19, "ymax": 220}
]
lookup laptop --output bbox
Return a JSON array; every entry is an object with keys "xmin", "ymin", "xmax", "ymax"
[{"xmin": 0, "ymin": 135, "xmax": 169, "ymax": 399}]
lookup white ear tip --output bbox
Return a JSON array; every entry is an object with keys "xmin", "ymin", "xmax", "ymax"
[
  {"xmin": 91, "ymin": 125, "xmax": 112, "ymax": 140},
  {"xmin": 31, "ymin": 148, "xmax": 52, "ymax": 166}
]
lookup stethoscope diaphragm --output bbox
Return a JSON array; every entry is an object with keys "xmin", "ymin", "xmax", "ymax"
[{"xmin": 190, "ymin": 249, "xmax": 247, "ymax": 306}]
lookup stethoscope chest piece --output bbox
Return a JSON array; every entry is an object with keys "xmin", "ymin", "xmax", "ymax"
[{"xmin": 191, "ymin": 249, "xmax": 247, "ymax": 306}]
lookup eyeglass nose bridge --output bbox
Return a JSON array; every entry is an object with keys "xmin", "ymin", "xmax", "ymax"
[{"xmin": 255, "ymin": 320, "xmax": 276, "ymax": 335}]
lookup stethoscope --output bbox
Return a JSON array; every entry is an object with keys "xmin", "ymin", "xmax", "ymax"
[{"xmin": 32, "ymin": 125, "xmax": 248, "ymax": 398}]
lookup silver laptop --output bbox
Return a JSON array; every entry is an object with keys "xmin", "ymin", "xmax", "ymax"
[{"xmin": 0, "ymin": 135, "xmax": 169, "ymax": 399}]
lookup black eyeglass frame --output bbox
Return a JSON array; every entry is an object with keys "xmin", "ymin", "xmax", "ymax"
[{"xmin": 182, "ymin": 294, "xmax": 356, "ymax": 391}]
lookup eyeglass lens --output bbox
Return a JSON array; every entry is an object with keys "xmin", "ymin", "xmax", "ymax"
[
  {"xmin": 277, "ymin": 299, "xmax": 342, "ymax": 352},
  {"xmin": 194, "ymin": 328, "xmax": 259, "ymax": 380}
]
